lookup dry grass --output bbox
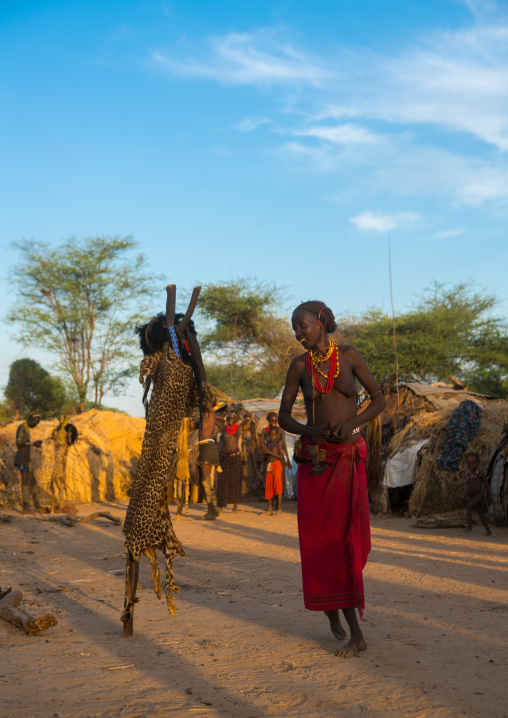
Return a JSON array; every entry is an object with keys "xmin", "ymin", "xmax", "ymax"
[
  {"xmin": 385, "ymin": 401, "xmax": 508, "ymax": 516},
  {"xmin": 367, "ymin": 415, "xmax": 383, "ymax": 493}
]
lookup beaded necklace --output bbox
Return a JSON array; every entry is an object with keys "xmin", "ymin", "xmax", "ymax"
[
  {"xmin": 225, "ymin": 423, "xmax": 239, "ymax": 435},
  {"xmin": 305, "ymin": 341, "xmax": 339, "ymax": 394}
]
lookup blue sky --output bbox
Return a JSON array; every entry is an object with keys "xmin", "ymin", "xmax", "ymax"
[{"xmin": 1, "ymin": 0, "xmax": 507, "ymax": 416}]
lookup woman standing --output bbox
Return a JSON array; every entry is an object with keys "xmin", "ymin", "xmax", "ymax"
[{"xmin": 278, "ymin": 301, "xmax": 385, "ymax": 658}]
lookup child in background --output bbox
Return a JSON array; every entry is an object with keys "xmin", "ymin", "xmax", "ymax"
[
  {"xmin": 464, "ymin": 452, "xmax": 492, "ymax": 536},
  {"xmin": 262, "ymin": 426, "xmax": 284, "ymax": 515}
]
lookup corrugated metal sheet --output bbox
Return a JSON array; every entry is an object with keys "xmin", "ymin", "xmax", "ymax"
[{"xmin": 403, "ymin": 382, "xmax": 492, "ymax": 410}]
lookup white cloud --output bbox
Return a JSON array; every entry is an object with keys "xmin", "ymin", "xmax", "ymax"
[
  {"xmin": 277, "ymin": 141, "xmax": 344, "ymax": 171},
  {"xmin": 152, "ymin": 31, "xmax": 331, "ymax": 87},
  {"xmin": 294, "ymin": 124, "xmax": 381, "ymax": 145},
  {"xmin": 313, "ymin": 22, "xmax": 508, "ymax": 151},
  {"xmin": 435, "ymin": 228, "xmax": 465, "ymax": 239},
  {"xmin": 236, "ymin": 117, "xmax": 270, "ymax": 132},
  {"xmin": 149, "ymin": 9, "xmax": 508, "ymax": 211},
  {"xmin": 456, "ymin": 0, "xmax": 498, "ymax": 17},
  {"xmin": 350, "ymin": 211, "xmax": 421, "ymax": 233},
  {"xmin": 458, "ymin": 165, "xmax": 508, "ymax": 204}
]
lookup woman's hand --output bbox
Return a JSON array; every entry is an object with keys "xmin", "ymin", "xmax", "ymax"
[
  {"xmin": 329, "ymin": 420, "xmax": 356, "ymax": 443},
  {"xmin": 309, "ymin": 426, "xmax": 329, "ymax": 444},
  {"xmin": 33, "ymin": 440, "xmax": 43, "ymax": 448}
]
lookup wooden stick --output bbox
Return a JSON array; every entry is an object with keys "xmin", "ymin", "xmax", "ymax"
[
  {"xmin": 123, "ymin": 552, "xmax": 139, "ymax": 638},
  {"xmin": 178, "ymin": 286, "xmax": 201, "ymax": 333},
  {"xmin": 76, "ymin": 512, "xmax": 122, "ymax": 525},
  {"xmin": 0, "ymin": 589, "xmax": 58, "ymax": 635},
  {"xmin": 34, "ymin": 512, "xmax": 121, "ymax": 526},
  {"xmin": 60, "ymin": 518, "xmax": 76, "ymax": 527},
  {"xmin": 34, "ymin": 513, "xmax": 75, "ymax": 522},
  {"xmin": 0, "ymin": 589, "xmax": 21, "ymax": 607},
  {"xmin": 166, "ymin": 284, "xmax": 176, "ymax": 327}
]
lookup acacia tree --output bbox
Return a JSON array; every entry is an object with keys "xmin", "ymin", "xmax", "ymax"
[
  {"xmin": 198, "ymin": 278, "xmax": 301, "ymax": 399},
  {"xmin": 9, "ymin": 236, "xmax": 155, "ymax": 412},
  {"xmin": 337, "ymin": 282, "xmax": 508, "ymax": 396}
]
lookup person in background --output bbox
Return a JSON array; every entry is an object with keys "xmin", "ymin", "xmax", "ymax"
[
  {"xmin": 262, "ymin": 426, "xmax": 284, "ymax": 515},
  {"xmin": 217, "ymin": 408, "xmax": 244, "ymax": 513},
  {"xmin": 197, "ymin": 399, "xmax": 221, "ymax": 520},
  {"xmin": 464, "ymin": 452, "xmax": 492, "ymax": 536},
  {"xmin": 260, "ymin": 411, "xmax": 291, "ymax": 468},
  {"xmin": 14, "ymin": 412, "xmax": 43, "ymax": 512}
]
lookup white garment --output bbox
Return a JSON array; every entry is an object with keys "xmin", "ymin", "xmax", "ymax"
[{"xmin": 383, "ymin": 439, "xmax": 430, "ymax": 488}]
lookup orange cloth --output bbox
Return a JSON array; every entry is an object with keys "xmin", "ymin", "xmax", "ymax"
[{"xmin": 265, "ymin": 460, "xmax": 283, "ymax": 499}]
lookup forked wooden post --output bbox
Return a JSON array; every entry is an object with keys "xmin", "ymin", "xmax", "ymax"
[{"xmin": 122, "ymin": 283, "xmax": 202, "ymax": 638}]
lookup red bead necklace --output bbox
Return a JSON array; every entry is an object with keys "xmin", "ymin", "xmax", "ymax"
[
  {"xmin": 305, "ymin": 343, "xmax": 338, "ymax": 394},
  {"xmin": 225, "ymin": 423, "xmax": 239, "ymax": 435}
]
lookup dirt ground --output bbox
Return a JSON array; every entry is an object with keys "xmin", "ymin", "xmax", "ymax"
[{"xmin": 1, "ymin": 500, "xmax": 507, "ymax": 718}]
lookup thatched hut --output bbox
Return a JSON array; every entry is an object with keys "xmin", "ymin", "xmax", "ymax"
[
  {"xmin": 381, "ymin": 401, "xmax": 508, "ymax": 518},
  {"xmin": 0, "ymin": 410, "xmax": 145, "ymax": 508},
  {"xmin": 360, "ymin": 381, "xmax": 494, "ymax": 446}
]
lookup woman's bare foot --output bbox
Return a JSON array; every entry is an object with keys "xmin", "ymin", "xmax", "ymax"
[
  {"xmin": 325, "ymin": 610, "xmax": 346, "ymax": 641},
  {"xmin": 335, "ymin": 636, "xmax": 367, "ymax": 658},
  {"xmin": 261, "ymin": 510, "xmax": 273, "ymax": 516}
]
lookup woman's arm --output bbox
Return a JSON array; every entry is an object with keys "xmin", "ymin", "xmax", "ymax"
[
  {"xmin": 331, "ymin": 347, "xmax": 386, "ymax": 439},
  {"xmin": 278, "ymin": 357, "xmax": 329, "ymax": 443}
]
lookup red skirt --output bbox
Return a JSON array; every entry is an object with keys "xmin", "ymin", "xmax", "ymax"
[
  {"xmin": 297, "ymin": 436, "xmax": 370, "ymax": 616},
  {"xmin": 265, "ymin": 460, "xmax": 283, "ymax": 499}
]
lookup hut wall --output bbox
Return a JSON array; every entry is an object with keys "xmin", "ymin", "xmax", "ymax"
[{"xmin": 0, "ymin": 410, "xmax": 145, "ymax": 507}]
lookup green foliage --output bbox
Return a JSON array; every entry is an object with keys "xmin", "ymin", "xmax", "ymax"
[
  {"xmin": 198, "ymin": 277, "xmax": 280, "ymax": 352},
  {"xmin": 8, "ymin": 236, "xmax": 157, "ymax": 411},
  {"xmin": 4, "ymin": 358, "xmax": 67, "ymax": 419},
  {"xmin": 205, "ymin": 363, "xmax": 282, "ymax": 400},
  {"xmin": 0, "ymin": 402, "xmax": 10, "ymax": 422},
  {"xmin": 338, "ymin": 282, "xmax": 508, "ymax": 397},
  {"xmin": 198, "ymin": 278, "xmax": 301, "ymax": 399}
]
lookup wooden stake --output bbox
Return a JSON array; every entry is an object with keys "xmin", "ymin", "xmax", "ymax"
[{"xmin": 0, "ymin": 589, "xmax": 58, "ymax": 635}]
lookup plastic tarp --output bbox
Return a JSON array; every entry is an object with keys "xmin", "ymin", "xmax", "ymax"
[
  {"xmin": 383, "ymin": 439, "xmax": 430, "ymax": 488},
  {"xmin": 283, "ymin": 432, "xmax": 298, "ymax": 500}
]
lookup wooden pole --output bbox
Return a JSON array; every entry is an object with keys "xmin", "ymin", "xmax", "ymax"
[
  {"xmin": 165, "ymin": 284, "xmax": 176, "ymax": 327},
  {"xmin": 388, "ymin": 235, "xmax": 400, "ymax": 431},
  {"xmin": 230, "ymin": 294, "xmax": 238, "ymax": 402},
  {"xmin": 178, "ymin": 286, "xmax": 201, "ymax": 333}
]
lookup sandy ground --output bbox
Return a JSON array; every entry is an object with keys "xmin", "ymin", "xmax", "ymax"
[{"xmin": 0, "ymin": 500, "xmax": 507, "ymax": 718}]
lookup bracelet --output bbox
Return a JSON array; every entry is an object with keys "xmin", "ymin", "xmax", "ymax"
[{"xmin": 369, "ymin": 389, "xmax": 382, "ymax": 398}]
